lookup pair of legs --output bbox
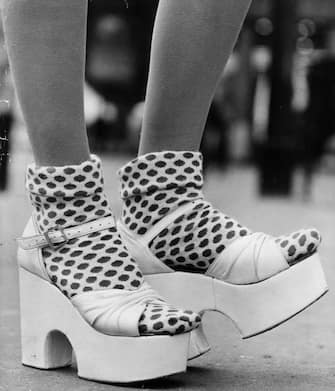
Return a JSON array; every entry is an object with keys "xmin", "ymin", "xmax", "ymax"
[
  {"xmin": 2, "ymin": 0, "xmax": 327, "ymax": 383},
  {"xmin": 2, "ymin": 0, "xmax": 251, "ymax": 164},
  {"xmin": 2, "ymin": 0, "xmax": 251, "ymax": 359}
]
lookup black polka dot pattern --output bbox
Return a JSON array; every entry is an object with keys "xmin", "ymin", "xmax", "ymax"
[
  {"xmin": 139, "ymin": 302, "xmax": 201, "ymax": 336},
  {"xmin": 119, "ymin": 151, "xmax": 322, "ymax": 273},
  {"xmin": 26, "ymin": 156, "xmax": 144, "ymax": 297},
  {"xmin": 150, "ymin": 200, "xmax": 250, "ymax": 272},
  {"xmin": 27, "ymin": 155, "xmax": 109, "ymax": 233},
  {"xmin": 119, "ymin": 151, "xmax": 203, "ymax": 199},
  {"xmin": 118, "ymin": 151, "xmax": 204, "ymax": 235},
  {"xmin": 26, "ymin": 155, "xmax": 201, "ymax": 336},
  {"xmin": 275, "ymin": 228, "xmax": 321, "ymax": 265}
]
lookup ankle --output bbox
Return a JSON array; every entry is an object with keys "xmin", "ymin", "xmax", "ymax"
[
  {"xmin": 26, "ymin": 155, "xmax": 111, "ymax": 233},
  {"xmin": 118, "ymin": 151, "xmax": 251, "ymax": 272},
  {"xmin": 24, "ymin": 155, "xmax": 145, "ymax": 298},
  {"xmin": 118, "ymin": 151, "xmax": 204, "ymax": 235}
]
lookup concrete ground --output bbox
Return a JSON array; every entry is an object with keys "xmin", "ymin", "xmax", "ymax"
[{"xmin": 1, "ymin": 129, "xmax": 335, "ymax": 390}]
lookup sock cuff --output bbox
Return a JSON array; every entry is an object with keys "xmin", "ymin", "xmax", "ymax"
[
  {"xmin": 26, "ymin": 155, "xmax": 113, "ymax": 232},
  {"xmin": 26, "ymin": 154, "xmax": 104, "ymax": 198},
  {"xmin": 118, "ymin": 151, "xmax": 204, "ymax": 199}
]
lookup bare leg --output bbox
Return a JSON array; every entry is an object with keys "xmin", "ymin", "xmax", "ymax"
[
  {"xmin": 1, "ymin": 0, "xmax": 90, "ymax": 166},
  {"xmin": 139, "ymin": 0, "xmax": 251, "ymax": 155}
]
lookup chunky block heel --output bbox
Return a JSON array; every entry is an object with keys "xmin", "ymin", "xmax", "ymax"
[
  {"xmin": 145, "ymin": 253, "xmax": 328, "ymax": 339},
  {"xmin": 19, "ymin": 268, "xmax": 190, "ymax": 382}
]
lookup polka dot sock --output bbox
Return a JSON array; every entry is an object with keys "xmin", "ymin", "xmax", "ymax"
[
  {"xmin": 118, "ymin": 151, "xmax": 321, "ymax": 273},
  {"xmin": 26, "ymin": 155, "xmax": 201, "ymax": 335}
]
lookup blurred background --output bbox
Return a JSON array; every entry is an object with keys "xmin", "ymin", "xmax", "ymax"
[
  {"xmin": 1, "ymin": 1, "xmax": 335, "ymax": 389},
  {"xmin": 0, "ymin": 0, "xmax": 335, "ymax": 196}
]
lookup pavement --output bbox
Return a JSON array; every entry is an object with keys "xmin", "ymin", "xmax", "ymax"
[{"xmin": 1, "ymin": 128, "xmax": 335, "ymax": 390}]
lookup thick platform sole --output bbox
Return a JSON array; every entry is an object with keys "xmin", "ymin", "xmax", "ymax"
[
  {"xmin": 19, "ymin": 268, "xmax": 190, "ymax": 383},
  {"xmin": 146, "ymin": 253, "xmax": 328, "ymax": 339}
]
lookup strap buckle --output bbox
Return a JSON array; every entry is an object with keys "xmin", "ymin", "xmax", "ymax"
[{"xmin": 43, "ymin": 225, "xmax": 68, "ymax": 250}]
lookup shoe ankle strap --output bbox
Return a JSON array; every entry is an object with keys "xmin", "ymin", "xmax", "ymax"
[
  {"xmin": 117, "ymin": 199, "xmax": 204, "ymax": 275},
  {"xmin": 17, "ymin": 216, "xmax": 116, "ymax": 250},
  {"xmin": 140, "ymin": 199, "xmax": 204, "ymax": 244}
]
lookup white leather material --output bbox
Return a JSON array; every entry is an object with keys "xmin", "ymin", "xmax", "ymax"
[
  {"xmin": 206, "ymin": 232, "xmax": 289, "ymax": 284},
  {"xmin": 140, "ymin": 200, "xmax": 203, "ymax": 244},
  {"xmin": 17, "ymin": 217, "xmax": 168, "ymax": 337},
  {"xmin": 71, "ymin": 282, "xmax": 164, "ymax": 337},
  {"xmin": 17, "ymin": 217, "xmax": 51, "ymax": 282},
  {"xmin": 17, "ymin": 216, "xmax": 116, "ymax": 250},
  {"xmin": 118, "ymin": 222, "xmax": 174, "ymax": 275}
]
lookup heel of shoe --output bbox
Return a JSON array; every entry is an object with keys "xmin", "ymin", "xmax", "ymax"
[
  {"xmin": 19, "ymin": 268, "xmax": 73, "ymax": 369},
  {"xmin": 188, "ymin": 324, "xmax": 211, "ymax": 360},
  {"xmin": 19, "ymin": 268, "xmax": 190, "ymax": 382}
]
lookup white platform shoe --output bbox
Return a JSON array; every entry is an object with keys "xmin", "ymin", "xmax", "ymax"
[
  {"xmin": 118, "ymin": 200, "xmax": 328, "ymax": 357},
  {"xmin": 17, "ymin": 216, "xmax": 197, "ymax": 383},
  {"xmin": 117, "ymin": 151, "xmax": 328, "ymax": 360}
]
